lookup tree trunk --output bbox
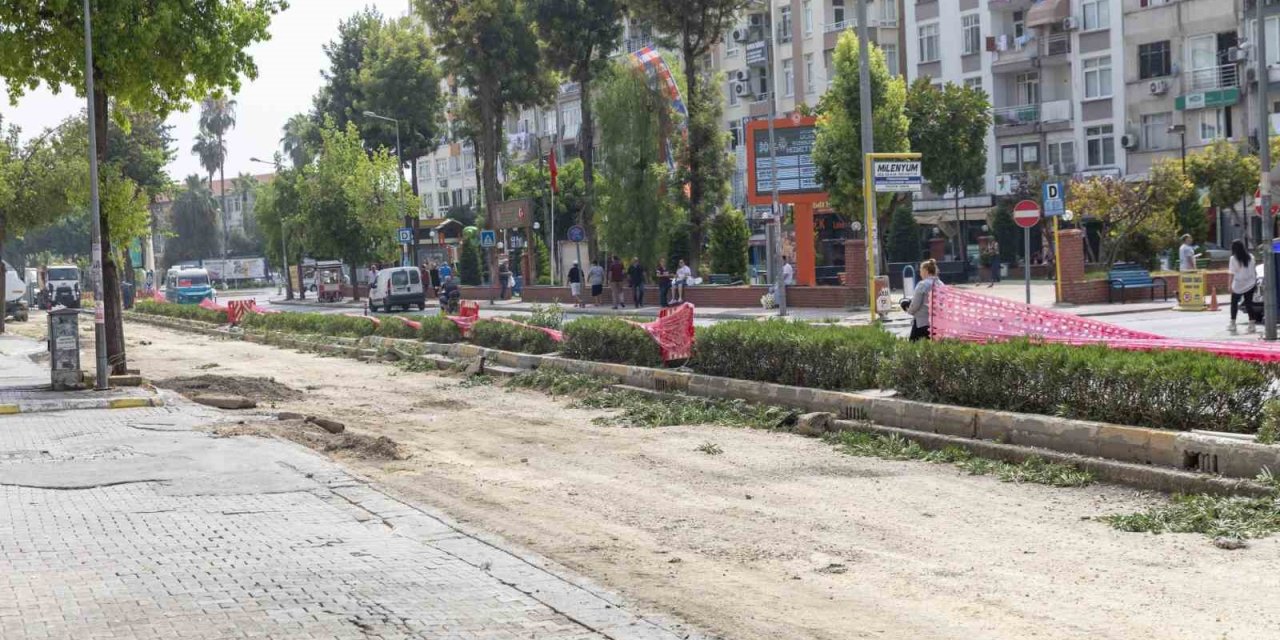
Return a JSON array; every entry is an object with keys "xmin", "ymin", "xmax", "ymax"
[
  {"xmin": 219, "ymin": 147, "xmax": 228, "ymax": 257},
  {"xmin": 478, "ymin": 84, "xmax": 502, "ymax": 287},
  {"xmin": 683, "ymin": 40, "xmax": 705, "ymax": 273},
  {"xmin": 579, "ymin": 73, "xmax": 599, "ymax": 261},
  {"xmin": 296, "ymin": 261, "xmax": 306, "ymax": 300},
  {"xmin": 349, "ymin": 263, "xmax": 360, "ymax": 301},
  {"xmin": 94, "ymin": 85, "xmax": 127, "ymax": 375}
]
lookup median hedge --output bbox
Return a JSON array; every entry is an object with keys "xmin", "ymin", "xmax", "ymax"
[
  {"xmin": 133, "ymin": 300, "xmax": 228, "ymax": 325},
  {"xmin": 561, "ymin": 317, "xmax": 663, "ymax": 367},
  {"xmin": 239, "ymin": 312, "xmax": 377, "ymax": 338},
  {"xmin": 374, "ymin": 316, "xmax": 420, "ymax": 339},
  {"xmin": 420, "ymin": 316, "xmax": 463, "ymax": 343},
  {"xmin": 885, "ymin": 339, "xmax": 1274, "ymax": 433},
  {"xmin": 470, "ymin": 320, "xmax": 558, "ymax": 355},
  {"xmin": 692, "ymin": 321, "xmax": 895, "ymax": 391}
]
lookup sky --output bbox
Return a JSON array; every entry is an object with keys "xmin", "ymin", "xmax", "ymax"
[{"xmin": 0, "ymin": 0, "xmax": 413, "ymax": 183}]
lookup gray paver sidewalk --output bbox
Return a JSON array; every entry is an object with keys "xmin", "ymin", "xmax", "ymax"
[{"xmin": 0, "ymin": 401, "xmax": 701, "ymax": 640}]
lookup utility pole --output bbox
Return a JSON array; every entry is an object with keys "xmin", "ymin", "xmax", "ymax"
[
  {"xmin": 857, "ymin": 0, "xmax": 877, "ymax": 296},
  {"xmin": 363, "ymin": 111, "xmax": 410, "ymax": 267},
  {"xmin": 83, "ymin": 0, "xmax": 109, "ymax": 390},
  {"xmin": 1259, "ymin": 1, "xmax": 1277, "ymax": 340},
  {"xmin": 766, "ymin": 7, "xmax": 786, "ymax": 316}
]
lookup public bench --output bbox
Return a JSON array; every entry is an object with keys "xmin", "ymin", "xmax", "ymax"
[
  {"xmin": 706, "ymin": 274, "xmax": 741, "ymax": 285},
  {"xmin": 1107, "ymin": 263, "xmax": 1168, "ymax": 303}
]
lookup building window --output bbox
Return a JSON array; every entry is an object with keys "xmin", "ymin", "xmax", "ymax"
[
  {"xmin": 435, "ymin": 159, "xmax": 447, "ymax": 176},
  {"xmin": 419, "ymin": 159, "xmax": 431, "ymax": 178},
  {"xmin": 1012, "ymin": 11, "xmax": 1025, "ymax": 39},
  {"xmin": 803, "ymin": 0, "xmax": 813, "ymax": 35},
  {"xmin": 778, "ymin": 7, "xmax": 792, "ymax": 43},
  {"xmin": 1020, "ymin": 143, "xmax": 1040, "ymax": 170},
  {"xmin": 783, "ymin": 59, "xmax": 794, "ymax": 97},
  {"xmin": 882, "ymin": 43, "xmax": 899, "ymax": 77},
  {"xmin": 833, "ymin": 0, "xmax": 845, "ymax": 25},
  {"xmin": 450, "ymin": 156, "xmax": 462, "ymax": 173},
  {"xmin": 1141, "ymin": 113, "xmax": 1171, "ymax": 150},
  {"xmin": 1138, "ymin": 41, "xmax": 1171, "ymax": 80},
  {"xmin": 804, "ymin": 54, "xmax": 815, "ymax": 94},
  {"xmin": 1015, "ymin": 72, "xmax": 1039, "ymax": 105},
  {"xmin": 437, "ymin": 192, "xmax": 450, "ymax": 209},
  {"xmin": 464, "ymin": 152, "xmax": 475, "ymax": 171},
  {"xmin": 1083, "ymin": 55, "xmax": 1113, "ymax": 99},
  {"xmin": 728, "ymin": 80, "xmax": 741, "ymax": 106},
  {"xmin": 757, "ymin": 66, "xmax": 769, "ymax": 96},
  {"xmin": 467, "ymin": 188, "xmax": 477, "ymax": 205},
  {"xmin": 999, "ymin": 144, "xmax": 1040, "ymax": 173},
  {"xmin": 1199, "ymin": 108, "xmax": 1232, "ymax": 141},
  {"xmin": 1082, "ymin": 0, "xmax": 1110, "ymax": 31},
  {"xmin": 962, "ymin": 14, "xmax": 981, "ymax": 56},
  {"xmin": 964, "ymin": 76, "xmax": 982, "ymax": 92},
  {"xmin": 1001, "ymin": 145, "xmax": 1020, "ymax": 173},
  {"xmin": 1086, "ymin": 124, "xmax": 1116, "ymax": 167},
  {"xmin": 879, "ymin": 0, "xmax": 897, "ymax": 23},
  {"xmin": 824, "ymin": 51, "xmax": 834, "ymax": 87},
  {"xmin": 728, "ymin": 121, "xmax": 743, "ymax": 149},
  {"xmin": 726, "ymin": 26, "xmax": 739, "ymax": 56},
  {"xmin": 1047, "ymin": 141, "xmax": 1075, "ymax": 170},
  {"xmin": 919, "ymin": 23, "xmax": 940, "ymax": 63}
]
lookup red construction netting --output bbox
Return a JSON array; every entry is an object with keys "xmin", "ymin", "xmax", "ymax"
[
  {"xmin": 930, "ymin": 283, "xmax": 1280, "ymax": 364},
  {"xmin": 227, "ymin": 300, "xmax": 256, "ymax": 325},
  {"xmin": 446, "ymin": 301, "xmax": 481, "ymax": 337},
  {"xmin": 198, "ymin": 298, "xmax": 227, "ymax": 313},
  {"xmin": 491, "ymin": 317, "xmax": 564, "ymax": 342},
  {"xmin": 627, "ymin": 302, "xmax": 695, "ymax": 362}
]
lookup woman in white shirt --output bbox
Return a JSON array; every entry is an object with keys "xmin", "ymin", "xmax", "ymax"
[
  {"xmin": 674, "ymin": 259, "xmax": 692, "ymax": 303},
  {"xmin": 1227, "ymin": 239, "xmax": 1259, "ymax": 334}
]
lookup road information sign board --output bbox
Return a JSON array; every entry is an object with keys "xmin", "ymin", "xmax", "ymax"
[
  {"xmin": 1043, "ymin": 182, "xmax": 1064, "ymax": 216},
  {"xmin": 871, "ymin": 160, "xmax": 922, "ymax": 193},
  {"xmin": 1013, "ymin": 200, "xmax": 1041, "ymax": 228},
  {"xmin": 1179, "ymin": 271, "xmax": 1206, "ymax": 311},
  {"xmin": 749, "ymin": 123, "xmax": 820, "ymax": 197},
  {"xmin": 397, "ymin": 227, "xmax": 413, "ymax": 244},
  {"xmin": 479, "ymin": 230, "xmax": 496, "ymax": 248},
  {"xmin": 494, "ymin": 198, "xmax": 534, "ymax": 229},
  {"xmin": 745, "ymin": 41, "xmax": 768, "ymax": 67}
]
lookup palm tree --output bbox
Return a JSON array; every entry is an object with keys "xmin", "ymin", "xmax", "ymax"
[
  {"xmin": 199, "ymin": 96, "xmax": 238, "ymax": 256},
  {"xmin": 190, "ymin": 130, "xmax": 225, "ymax": 251},
  {"xmin": 280, "ymin": 113, "xmax": 314, "ymax": 170}
]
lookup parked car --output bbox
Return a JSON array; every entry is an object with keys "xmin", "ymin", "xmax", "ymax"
[
  {"xmin": 46, "ymin": 264, "xmax": 81, "ymax": 309},
  {"xmin": 3, "ymin": 260, "xmax": 29, "ymax": 322},
  {"xmin": 368, "ymin": 266, "xmax": 426, "ymax": 313}
]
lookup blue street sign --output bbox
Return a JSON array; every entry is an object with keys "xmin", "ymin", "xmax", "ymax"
[
  {"xmin": 397, "ymin": 227, "xmax": 413, "ymax": 244},
  {"xmin": 567, "ymin": 225, "xmax": 586, "ymax": 243},
  {"xmin": 1043, "ymin": 182, "xmax": 1065, "ymax": 217},
  {"xmin": 479, "ymin": 230, "xmax": 497, "ymax": 248}
]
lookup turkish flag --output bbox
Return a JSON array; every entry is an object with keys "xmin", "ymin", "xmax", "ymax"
[{"xmin": 549, "ymin": 148, "xmax": 559, "ymax": 194}]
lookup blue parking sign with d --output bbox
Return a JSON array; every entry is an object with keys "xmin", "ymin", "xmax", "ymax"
[
  {"xmin": 1043, "ymin": 182, "xmax": 1065, "ymax": 216},
  {"xmin": 397, "ymin": 227, "xmax": 413, "ymax": 244}
]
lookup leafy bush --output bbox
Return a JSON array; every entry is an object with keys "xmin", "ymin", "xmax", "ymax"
[
  {"xmin": 374, "ymin": 316, "xmax": 420, "ymax": 339},
  {"xmin": 470, "ymin": 319, "xmax": 557, "ymax": 354},
  {"xmin": 420, "ymin": 316, "xmax": 463, "ymax": 343},
  {"xmin": 133, "ymin": 300, "xmax": 227, "ymax": 325},
  {"xmin": 528, "ymin": 303, "xmax": 565, "ymax": 330},
  {"xmin": 561, "ymin": 317, "xmax": 662, "ymax": 367},
  {"xmin": 885, "ymin": 339, "xmax": 1274, "ymax": 433},
  {"xmin": 240, "ymin": 311, "xmax": 377, "ymax": 338},
  {"xmin": 692, "ymin": 321, "xmax": 896, "ymax": 391}
]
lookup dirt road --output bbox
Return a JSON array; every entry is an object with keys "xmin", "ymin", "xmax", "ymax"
[{"xmin": 18, "ymin": 317, "xmax": 1279, "ymax": 639}]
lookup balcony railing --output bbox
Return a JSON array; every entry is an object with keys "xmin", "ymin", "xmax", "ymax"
[
  {"xmin": 823, "ymin": 16, "xmax": 894, "ymax": 34},
  {"xmin": 1042, "ymin": 32, "xmax": 1070, "ymax": 56},
  {"xmin": 993, "ymin": 104, "xmax": 1039, "ymax": 126},
  {"xmin": 1185, "ymin": 64, "xmax": 1239, "ymax": 91}
]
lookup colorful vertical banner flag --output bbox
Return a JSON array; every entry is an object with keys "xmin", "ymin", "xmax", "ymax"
[{"xmin": 549, "ymin": 148, "xmax": 559, "ymax": 194}]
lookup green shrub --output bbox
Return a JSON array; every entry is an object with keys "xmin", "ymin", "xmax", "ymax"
[
  {"xmin": 470, "ymin": 319, "xmax": 557, "ymax": 354},
  {"xmin": 885, "ymin": 339, "xmax": 1275, "ymax": 433},
  {"xmin": 374, "ymin": 316, "xmax": 420, "ymax": 339},
  {"xmin": 561, "ymin": 317, "xmax": 662, "ymax": 367},
  {"xmin": 133, "ymin": 300, "xmax": 228, "ymax": 324},
  {"xmin": 528, "ymin": 303, "xmax": 565, "ymax": 330},
  {"xmin": 239, "ymin": 311, "xmax": 377, "ymax": 338},
  {"xmin": 692, "ymin": 321, "xmax": 896, "ymax": 391},
  {"xmin": 420, "ymin": 316, "xmax": 463, "ymax": 343}
]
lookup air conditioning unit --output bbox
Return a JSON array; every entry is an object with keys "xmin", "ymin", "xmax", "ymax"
[
  {"xmin": 733, "ymin": 69, "xmax": 752, "ymax": 84},
  {"xmin": 1227, "ymin": 47, "xmax": 1248, "ymax": 63},
  {"xmin": 733, "ymin": 81, "xmax": 755, "ymax": 99},
  {"xmin": 1149, "ymin": 79, "xmax": 1169, "ymax": 95},
  {"xmin": 1120, "ymin": 133, "xmax": 1139, "ymax": 150},
  {"xmin": 732, "ymin": 27, "xmax": 752, "ymax": 44},
  {"xmin": 1062, "ymin": 16, "xmax": 1079, "ymax": 31},
  {"xmin": 747, "ymin": 13, "xmax": 766, "ymax": 30}
]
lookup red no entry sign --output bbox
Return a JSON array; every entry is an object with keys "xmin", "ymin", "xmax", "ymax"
[
  {"xmin": 1013, "ymin": 200, "xmax": 1041, "ymax": 228},
  {"xmin": 1255, "ymin": 189, "xmax": 1279, "ymax": 215}
]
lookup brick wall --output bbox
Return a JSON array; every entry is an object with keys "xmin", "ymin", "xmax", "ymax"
[
  {"xmin": 843, "ymin": 239, "xmax": 869, "ymax": 306},
  {"xmin": 511, "ymin": 284, "xmax": 860, "ymax": 309},
  {"xmin": 1056, "ymin": 227, "xmax": 1229, "ymax": 304}
]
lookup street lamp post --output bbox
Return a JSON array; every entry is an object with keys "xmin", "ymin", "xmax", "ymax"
[
  {"xmin": 363, "ymin": 111, "xmax": 410, "ymax": 267},
  {"xmin": 1167, "ymin": 124, "xmax": 1187, "ymax": 174},
  {"xmin": 82, "ymin": 0, "xmax": 109, "ymax": 389},
  {"xmin": 250, "ymin": 157, "xmax": 291, "ymax": 300}
]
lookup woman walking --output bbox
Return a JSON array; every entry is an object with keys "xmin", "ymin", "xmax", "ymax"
[
  {"xmin": 1228, "ymin": 239, "xmax": 1259, "ymax": 334},
  {"xmin": 906, "ymin": 259, "xmax": 940, "ymax": 342}
]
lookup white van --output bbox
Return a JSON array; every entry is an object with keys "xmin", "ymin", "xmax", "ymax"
[
  {"xmin": 46, "ymin": 264, "xmax": 81, "ymax": 309},
  {"xmin": 3, "ymin": 261, "xmax": 29, "ymax": 322},
  {"xmin": 368, "ymin": 266, "xmax": 426, "ymax": 313}
]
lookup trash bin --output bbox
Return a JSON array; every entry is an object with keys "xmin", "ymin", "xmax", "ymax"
[{"xmin": 121, "ymin": 282, "xmax": 135, "ymax": 310}]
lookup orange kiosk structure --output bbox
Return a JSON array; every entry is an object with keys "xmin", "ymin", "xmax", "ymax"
[{"xmin": 744, "ymin": 115, "xmax": 825, "ymax": 287}]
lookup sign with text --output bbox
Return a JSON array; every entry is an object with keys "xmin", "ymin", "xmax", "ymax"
[
  {"xmin": 1043, "ymin": 182, "xmax": 1065, "ymax": 216},
  {"xmin": 745, "ymin": 41, "xmax": 768, "ymax": 67},
  {"xmin": 493, "ymin": 198, "xmax": 534, "ymax": 230},
  {"xmin": 872, "ymin": 160, "xmax": 923, "ymax": 193},
  {"xmin": 745, "ymin": 117, "xmax": 823, "ymax": 204},
  {"xmin": 1179, "ymin": 271, "xmax": 1205, "ymax": 311}
]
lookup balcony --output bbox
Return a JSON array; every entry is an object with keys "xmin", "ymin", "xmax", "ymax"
[
  {"xmin": 823, "ymin": 17, "xmax": 894, "ymax": 34},
  {"xmin": 994, "ymin": 104, "xmax": 1039, "ymax": 127},
  {"xmin": 1185, "ymin": 64, "xmax": 1239, "ymax": 92},
  {"xmin": 1041, "ymin": 32, "xmax": 1070, "ymax": 58},
  {"xmin": 993, "ymin": 99, "xmax": 1073, "ymax": 136}
]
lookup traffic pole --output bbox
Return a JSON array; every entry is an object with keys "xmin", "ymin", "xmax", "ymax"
[
  {"xmin": 83, "ymin": 0, "xmax": 109, "ymax": 389},
  {"xmin": 1024, "ymin": 226, "xmax": 1032, "ymax": 305},
  {"xmin": 1053, "ymin": 217, "xmax": 1063, "ymax": 304},
  {"xmin": 1258, "ymin": 0, "xmax": 1277, "ymax": 340}
]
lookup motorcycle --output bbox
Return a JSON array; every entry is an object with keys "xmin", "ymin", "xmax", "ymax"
[{"xmin": 438, "ymin": 284, "xmax": 461, "ymax": 315}]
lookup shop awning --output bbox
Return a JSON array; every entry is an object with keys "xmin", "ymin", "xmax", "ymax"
[
  {"xmin": 914, "ymin": 208, "xmax": 994, "ymax": 226},
  {"xmin": 1026, "ymin": 0, "xmax": 1069, "ymax": 27}
]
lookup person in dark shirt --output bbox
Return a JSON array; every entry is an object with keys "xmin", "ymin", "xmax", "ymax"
[
  {"xmin": 608, "ymin": 256, "xmax": 625, "ymax": 310},
  {"xmin": 567, "ymin": 261, "xmax": 584, "ymax": 308},
  {"xmin": 655, "ymin": 259, "xmax": 672, "ymax": 307},
  {"xmin": 627, "ymin": 257, "xmax": 646, "ymax": 309}
]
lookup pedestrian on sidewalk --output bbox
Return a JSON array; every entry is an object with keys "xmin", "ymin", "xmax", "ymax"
[
  {"xmin": 608, "ymin": 256, "xmax": 625, "ymax": 310},
  {"xmin": 674, "ymin": 259, "xmax": 691, "ymax": 303},
  {"xmin": 498, "ymin": 262, "xmax": 512, "ymax": 300},
  {"xmin": 439, "ymin": 261, "xmax": 453, "ymax": 285},
  {"xmin": 906, "ymin": 259, "xmax": 939, "ymax": 342},
  {"xmin": 984, "ymin": 240, "xmax": 1001, "ymax": 287},
  {"xmin": 1228, "ymin": 239, "xmax": 1260, "ymax": 334},
  {"xmin": 588, "ymin": 260, "xmax": 605, "ymax": 306},
  {"xmin": 429, "ymin": 262, "xmax": 440, "ymax": 298},
  {"xmin": 1179, "ymin": 234, "xmax": 1201, "ymax": 272},
  {"xmin": 782, "ymin": 256, "xmax": 795, "ymax": 286},
  {"xmin": 656, "ymin": 259, "xmax": 672, "ymax": 307},
  {"xmin": 628, "ymin": 257, "xmax": 646, "ymax": 308},
  {"xmin": 568, "ymin": 261, "xmax": 584, "ymax": 308}
]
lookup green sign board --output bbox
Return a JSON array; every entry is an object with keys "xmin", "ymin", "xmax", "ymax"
[{"xmin": 1175, "ymin": 87, "xmax": 1240, "ymax": 111}]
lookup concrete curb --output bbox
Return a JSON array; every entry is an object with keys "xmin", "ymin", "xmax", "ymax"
[
  {"xmin": 0, "ymin": 395, "xmax": 164, "ymax": 415},
  {"xmin": 126, "ymin": 312, "xmax": 1280, "ymax": 495}
]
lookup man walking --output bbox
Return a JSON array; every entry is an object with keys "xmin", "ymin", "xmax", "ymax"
[
  {"xmin": 498, "ymin": 261, "xmax": 512, "ymax": 300},
  {"xmin": 1179, "ymin": 234, "xmax": 1200, "ymax": 272},
  {"xmin": 608, "ymin": 256, "xmax": 625, "ymax": 310},
  {"xmin": 628, "ymin": 257, "xmax": 646, "ymax": 309},
  {"xmin": 567, "ymin": 261, "xmax": 584, "ymax": 308},
  {"xmin": 588, "ymin": 260, "xmax": 605, "ymax": 307}
]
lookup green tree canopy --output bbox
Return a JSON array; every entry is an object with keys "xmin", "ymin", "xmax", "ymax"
[
  {"xmin": 1186, "ymin": 140, "xmax": 1259, "ymax": 245},
  {"xmin": 1067, "ymin": 158, "xmax": 1192, "ymax": 267},
  {"xmin": 886, "ymin": 204, "xmax": 921, "ymax": 263},
  {"xmin": 166, "ymin": 175, "xmax": 221, "ymax": 268},
  {"xmin": 708, "ymin": 208, "xmax": 749, "ymax": 281}
]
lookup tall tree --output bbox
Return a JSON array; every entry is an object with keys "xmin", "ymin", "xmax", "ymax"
[
  {"xmin": 814, "ymin": 33, "xmax": 910, "ymax": 227},
  {"xmin": 0, "ymin": 0, "xmax": 284, "ymax": 373},
  {"xmin": 1186, "ymin": 140, "xmax": 1259, "ymax": 246},
  {"xmin": 628, "ymin": 0, "xmax": 749, "ymax": 271},
  {"xmin": 707, "ymin": 208, "xmax": 749, "ymax": 282},
  {"xmin": 886, "ymin": 204, "xmax": 921, "ymax": 263},
  {"xmin": 191, "ymin": 130, "xmax": 223, "ymax": 190},
  {"xmin": 905, "ymin": 78, "xmax": 990, "ymax": 258},
  {"xmin": 415, "ymin": 0, "xmax": 552, "ymax": 230},
  {"xmin": 528, "ymin": 0, "xmax": 625, "ymax": 258},
  {"xmin": 281, "ymin": 113, "xmax": 318, "ymax": 170},
  {"xmin": 165, "ymin": 175, "xmax": 221, "ymax": 268},
  {"xmin": 1066, "ymin": 158, "xmax": 1192, "ymax": 267},
  {"xmin": 254, "ymin": 158, "xmax": 304, "ymax": 300},
  {"xmin": 198, "ymin": 96, "xmax": 237, "ymax": 255}
]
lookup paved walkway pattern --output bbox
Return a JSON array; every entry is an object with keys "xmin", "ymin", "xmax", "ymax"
[{"xmin": 0, "ymin": 399, "xmax": 699, "ymax": 639}]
